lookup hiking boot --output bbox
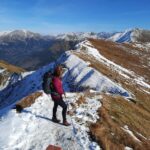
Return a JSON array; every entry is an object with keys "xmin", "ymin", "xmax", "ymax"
[
  {"xmin": 52, "ymin": 117, "xmax": 60, "ymax": 123},
  {"xmin": 63, "ymin": 121, "xmax": 71, "ymax": 126}
]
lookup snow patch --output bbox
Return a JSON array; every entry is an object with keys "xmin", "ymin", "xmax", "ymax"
[
  {"xmin": 124, "ymin": 147, "xmax": 133, "ymax": 150},
  {"xmin": 122, "ymin": 125, "xmax": 141, "ymax": 143},
  {"xmin": 79, "ymin": 41, "xmax": 150, "ymax": 92},
  {"xmin": 57, "ymin": 51, "xmax": 130, "ymax": 97}
]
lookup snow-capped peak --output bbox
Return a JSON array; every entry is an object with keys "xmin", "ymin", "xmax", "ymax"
[
  {"xmin": 108, "ymin": 28, "xmax": 150, "ymax": 43},
  {"xmin": 21, "ymin": 29, "xmax": 30, "ymax": 37},
  {"xmin": 56, "ymin": 32, "xmax": 97, "ymax": 41},
  {"xmin": 9, "ymin": 30, "xmax": 41, "ymax": 38},
  {"xmin": 108, "ymin": 29, "xmax": 133, "ymax": 43},
  {"xmin": 0, "ymin": 29, "xmax": 43, "ymax": 39},
  {"xmin": 0, "ymin": 30, "xmax": 12, "ymax": 36},
  {"xmin": 56, "ymin": 32, "xmax": 114, "ymax": 41}
]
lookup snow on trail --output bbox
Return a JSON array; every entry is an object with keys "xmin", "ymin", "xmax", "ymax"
[
  {"xmin": 0, "ymin": 93, "xmax": 80, "ymax": 150},
  {"xmin": 66, "ymin": 93, "xmax": 102, "ymax": 150},
  {"xmin": 0, "ymin": 92, "xmax": 101, "ymax": 150}
]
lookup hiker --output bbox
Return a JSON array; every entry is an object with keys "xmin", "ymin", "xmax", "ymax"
[{"xmin": 51, "ymin": 65, "xmax": 70, "ymax": 126}]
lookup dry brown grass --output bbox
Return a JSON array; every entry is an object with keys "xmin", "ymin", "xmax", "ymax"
[
  {"xmin": 0, "ymin": 60, "xmax": 26, "ymax": 73},
  {"xmin": 76, "ymin": 95, "xmax": 86, "ymax": 106},
  {"xmin": 88, "ymin": 39, "xmax": 150, "ymax": 84},
  {"xmin": 15, "ymin": 92, "xmax": 42, "ymax": 112},
  {"xmin": 0, "ymin": 60, "xmax": 26, "ymax": 87},
  {"xmin": 90, "ymin": 95, "xmax": 150, "ymax": 150},
  {"xmin": 73, "ymin": 51, "xmax": 150, "ymax": 112},
  {"xmin": 71, "ymin": 39, "xmax": 150, "ymax": 149}
]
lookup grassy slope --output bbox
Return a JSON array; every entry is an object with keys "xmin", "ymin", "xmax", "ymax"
[
  {"xmin": 0, "ymin": 60, "xmax": 26, "ymax": 73},
  {"xmin": 73, "ymin": 39, "xmax": 150, "ymax": 150},
  {"xmin": 0, "ymin": 60, "xmax": 26, "ymax": 88}
]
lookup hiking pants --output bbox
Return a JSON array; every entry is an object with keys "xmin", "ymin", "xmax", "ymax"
[{"xmin": 53, "ymin": 98, "xmax": 67, "ymax": 122}]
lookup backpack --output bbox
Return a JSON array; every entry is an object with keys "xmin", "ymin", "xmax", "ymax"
[{"xmin": 42, "ymin": 71, "xmax": 53, "ymax": 94}]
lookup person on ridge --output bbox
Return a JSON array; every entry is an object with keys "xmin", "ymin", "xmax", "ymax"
[{"xmin": 51, "ymin": 65, "xmax": 70, "ymax": 126}]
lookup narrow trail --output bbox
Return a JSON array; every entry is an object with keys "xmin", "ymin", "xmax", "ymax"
[{"xmin": 0, "ymin": 93, "xmax": 82, "ymax": 150}]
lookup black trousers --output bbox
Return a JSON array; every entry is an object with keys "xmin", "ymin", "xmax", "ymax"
[{"xmin": 53, "ymin": 98, "xmax": 67, "ymax": 122}]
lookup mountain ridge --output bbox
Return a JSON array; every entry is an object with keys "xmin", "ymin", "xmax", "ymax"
[{"xmin": 0, "ymin": 39, "xmax": 149, "ymax": 150}]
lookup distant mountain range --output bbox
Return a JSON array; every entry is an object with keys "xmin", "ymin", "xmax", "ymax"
[
  {"xmin": 0, "ymin": 28, "xmax": 150, "ymax": 42},
  {"xmin": 54, "ymin": 28, "xmax": 150, "ymax": 43},
  {"xmin": 56, "ymin": 31, "xmax": 115, "ymax": 41},
  {"xmin": 0, "ymin": 30, "xmax": 78, "ymax": 70},
  {"xmin": 0, "ymin": 28, "xmax": 149, "ymax": 71}
]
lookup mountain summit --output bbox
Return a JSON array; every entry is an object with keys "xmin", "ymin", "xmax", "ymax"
[
  {"xmin": 0, "ymin": 29, "xmax": 54, "ymax": 41},
  {"xmin": 108, "ymin": 28, "xmax": 150, "ymax": 43}
]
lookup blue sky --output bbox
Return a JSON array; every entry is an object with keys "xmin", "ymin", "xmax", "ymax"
[{"xmin": 0, "ymin": 0, "xmax": 150, "ymax": 34}]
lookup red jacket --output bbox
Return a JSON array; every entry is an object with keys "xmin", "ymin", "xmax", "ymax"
[{"xmin": 51, "ymin": 76, "xmax": 64, "ymax": 100}]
